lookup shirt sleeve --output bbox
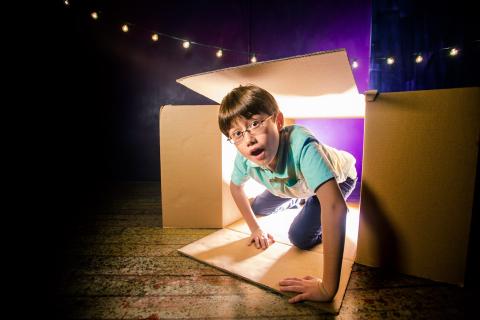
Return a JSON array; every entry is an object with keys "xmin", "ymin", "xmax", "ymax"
[
  {"xmin": 299, "ymin": 142, "xmax": 336, "ymax": 192},
  {"xmin": 231, "ymin": 153, "xmax": 250, "ymax": 186}
]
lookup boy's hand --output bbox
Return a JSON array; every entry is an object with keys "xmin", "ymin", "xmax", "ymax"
[
  {"xmin": 278, "ymin": 276, "xmax": 332, "ymax": 303},
  {"xmin": 248, "ymin": 227, "xmax": 275, "ymax": 249}
]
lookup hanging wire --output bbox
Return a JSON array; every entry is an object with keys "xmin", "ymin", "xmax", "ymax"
[
  {"xmin": 64, "ymin": 0, "xmax": 262, "ymax": 62},
  {"xmin": 63, "ymin": 1, "xmax": 478, "ymax": 68}
]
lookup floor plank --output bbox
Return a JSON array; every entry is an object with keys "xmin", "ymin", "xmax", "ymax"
[{"xmin": 54, "ymin": 182, "xmax": 471, "ymax": 319}]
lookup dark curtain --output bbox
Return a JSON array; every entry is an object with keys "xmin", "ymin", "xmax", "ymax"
[{"xmin": 369, "ymin": 0, "xmax": 479, "ymax": 91}]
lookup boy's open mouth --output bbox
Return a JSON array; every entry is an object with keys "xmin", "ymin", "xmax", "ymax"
[{"xmin": 250, "ymin": 148, "xmax": 264, "ymax": 157}]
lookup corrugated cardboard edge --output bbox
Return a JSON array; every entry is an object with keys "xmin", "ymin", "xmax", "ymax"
[
  {"xmin": 176, "ymin": 49, "xmax": 347, "ymax": 84},
  {"xmin": 364, "ymin": 89, "xmax": 379, "ymax": 102},
  {"xmin": 159, "ymin": 105, "xmax": 167, "ymax": 227}
]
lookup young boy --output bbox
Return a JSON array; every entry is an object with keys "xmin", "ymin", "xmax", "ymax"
[{"xmin": 218, "ymin": 84, "xmax": 357, "ymax": 303}]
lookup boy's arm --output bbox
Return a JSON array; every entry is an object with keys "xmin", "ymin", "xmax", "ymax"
[
  {"xmin": 315, "ymin": 178, "xmax": 347, "ymax": 300},
  {"xmin": 230, "ymin": 182, "xmax": 274, "ymax": 249},
  {"xmin": 229, "ymin": 182, "xmax": 260, "ymax": 232},
  {"xmin": 278, "ymin": 178, "xmax": 347, "ymax": 302}
]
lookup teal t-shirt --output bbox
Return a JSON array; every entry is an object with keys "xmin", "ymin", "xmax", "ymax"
[{"xmin": 230, "ymin": 125, "xmax": 338, "ymax": 199}]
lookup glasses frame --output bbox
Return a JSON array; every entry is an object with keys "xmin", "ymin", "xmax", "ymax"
[{"xmin": 227, "ymin": 115, "xmax": 274, "ymax": 145}]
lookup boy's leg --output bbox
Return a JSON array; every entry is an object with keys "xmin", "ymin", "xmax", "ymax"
[
  {"xmin": 288, "ymin": 177, "xmax": 358, "ymax": 250},
  {"xmin": 251, "ymin": 189, "xmax": 297, "ymax": 216},
  {"xmin": 288, "ymin": 196, "xmax": 322, "ymax": 250}
]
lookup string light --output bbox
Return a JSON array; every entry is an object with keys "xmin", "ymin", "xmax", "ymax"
[
  {"xmin": 374, "ymin": 43, "xmax": 470, "ymax": 67},
  {"xmin": 449, "ymin": 47, "xmax": 459, "ymax": 56},
  {"xmin": 68, "ymin": 5, "xmax": 263, "ymax": 63},
  {"xmin": 70, "ymin": 6, "xmax": 473, "ymax": 66}
]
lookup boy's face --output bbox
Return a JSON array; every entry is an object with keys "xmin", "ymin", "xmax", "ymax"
[{"xmin": 228, "ymin": 112, "xmax": 284, "ymax": 169}]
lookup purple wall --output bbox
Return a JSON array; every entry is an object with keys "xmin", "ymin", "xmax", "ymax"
[
  {"xmin": 249, "ymin": 1, "xmax": 370, "ymax": 201},
  {"xmin": 296, "ymin": 118, "xmax": 364, "ymax": 201},
  {"xmin": 251, "ymin": 0, "xmax": 371, "ymax": 93}
]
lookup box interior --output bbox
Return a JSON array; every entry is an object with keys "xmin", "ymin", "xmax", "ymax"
[{"xmin": 178, "ymin": 203, "xmax": 360, "ymax": 314}]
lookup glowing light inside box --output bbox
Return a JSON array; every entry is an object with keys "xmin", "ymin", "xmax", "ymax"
[
  {"xmin": 222, "ymin": 133, "xmax": 360, "ymax": 249},
  {"xmin": 221, "ymin": 87, "xmax": 365, "ymax": 198},
  {"xmin": 345, "ymin": 206, "xmax": 360, "ymax": 243},
  {"xmin": 275, "ymin": 87, "xmax": 365, "ymax": 118}
]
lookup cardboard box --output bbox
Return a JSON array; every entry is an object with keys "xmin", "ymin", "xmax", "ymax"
[
  {"xmin": 160, "ymin": 104, "xmax": 232, "ymax": 228},
  {"xmin": 159, "ymin": 50, "xmax": 364, "ymax": 313},
  {"xmin": 159, "ymin": 49, "xmax": 479, "ymax": 287},
  {"xmin": 160, "ymin": 49, "xmax": 364, "ymax": 228},
  {"xmin": 357, "ymin": 87, "xmax": 480, "ymax": 285}
]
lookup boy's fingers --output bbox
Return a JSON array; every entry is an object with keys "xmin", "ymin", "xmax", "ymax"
[
  {"xmin": 262, "ymin": 237, "xmax": 269, "ymax": 248},
  {"xmin": 250, "ymin": 234, "xmax": 272, "ymax": 249},
  {"xmin": 279, "ymin": 279, "xmax": 300, "ymax": 286},
  {"xmin": 288, "ymin": 293, "xmax": 308, "ymax": 303},
  {"xmin": 281, "ymin": 277, "xmax": 302, "ymax": 282},
  {"xmin": 279, "ymin": 285, "xmax": 303, "ymax": 293},
  {"xmin": 267, "ymin": 234, "xmax": 275, "ymax": 243}
]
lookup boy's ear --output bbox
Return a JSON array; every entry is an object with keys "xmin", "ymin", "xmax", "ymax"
[{"xmin": 276, "ymin": 112, "xmax": 284, "ymax": 130}]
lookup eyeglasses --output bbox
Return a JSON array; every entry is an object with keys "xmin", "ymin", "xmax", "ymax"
[{"xmin": 227, "ymin": 115, "xmax": 274, "ymax": 144}]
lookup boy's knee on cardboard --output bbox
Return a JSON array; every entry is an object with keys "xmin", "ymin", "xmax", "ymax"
[{"xmin": 288, "ymin": 227, "xmax": 322, "ymax": 250}]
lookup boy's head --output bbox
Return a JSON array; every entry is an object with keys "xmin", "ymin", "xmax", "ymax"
[
  {"xmin": 219, "ymin": 84, "xmax": 284, "ymax": 169},
  {"xmin": 218, "ymin": 85, "xmax": 280, "ymax": 137}
]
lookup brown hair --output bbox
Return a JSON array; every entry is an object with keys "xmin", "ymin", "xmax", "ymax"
[{"xmin": 218, "ymin": 85, "xmax": 279, "ymax": 137}]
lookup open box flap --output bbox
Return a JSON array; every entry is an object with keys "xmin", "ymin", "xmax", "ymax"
[{"xmin": 177, "ymin": 49, "xmax": 364, "ymax": 118}]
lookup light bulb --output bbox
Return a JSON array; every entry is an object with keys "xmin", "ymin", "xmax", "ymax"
[
  {"xmin": 216, "ymin": 49, "xmax": 223, "ymax": 58},
  {"xmin": 449, "ymin": 48, "xmax": 459, "ymax": 56},
  {"xmin": 122, "ymin": 24, "xmax": 129, "ymax": 33},
  {"xmin": 415, "ymin": 55, "xmax": 423, "ymax": 63},
  {"xmin": 183, "ymin": 41, "xmax": 190, "ymax": 49},
  {"xmin": 250, "ymin": 54, "xmax": 257, "ymax": 63},
  {"xmin": 64, "ymin": 0, "xmax": 69, "ymax": 6},
  {"xmin": 151, "ymin": 34, "xmax": 159, "ymax": 42},
  {"xmin": 386, "ymin": 57, "xmax": 395, "ymax": 65},
  {"xmin": 91, "ymin": 12, "xmax": 99, "ymax": 20},
  {"xmin": 351, "ymin": 60, "xmax": 359, "ymax": 69}
]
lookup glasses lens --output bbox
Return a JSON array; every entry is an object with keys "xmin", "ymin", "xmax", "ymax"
[
  {"xmin": 250, "ymin": 117, "xmax": 269, "ymax": 134},
  {"xmin": 249, "ymin": 120, "xmax": 261, "ymax": 131},
  {"xmin": 233, "ymin": 135, "xmax": 243, "ymax": 144},
  {"xmin": 230, "ymin": 131, "xmax": 243, "ymax": 144}
]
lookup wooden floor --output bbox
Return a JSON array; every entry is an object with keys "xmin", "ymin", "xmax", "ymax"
[{"xmin": 54, "ymin": 182, "xmax": 472, "ymax": 319}]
